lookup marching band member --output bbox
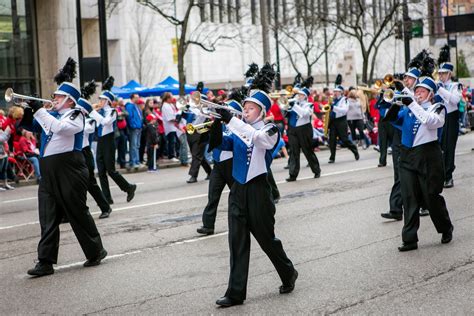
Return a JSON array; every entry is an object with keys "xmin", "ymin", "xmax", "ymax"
[
  {"xmin": 437, "ymin": 45, "xmax": 462, "ymax": 188},
  {"xmin": 77, "ymin": 81, "xmax": 112, "ymax": 219},
  {"xmin": 328, "ymin": 77, "xmax": 359, "ymax": 163},
  {"xmin": 196, "ymin": 97, "xmax": 242, "ymax": 235},
  {"xmin": 385, "ymin": 70, "xmax": 454, "ymax": 252},
  {"xmin": 89, "ymin": 77, "xmax": 137, "ymax": 205},
  {"xmin": 286, "ymin": 76, "xmax": 321, "ymax": 182},
  {"xmin": 210, "ymin": 64, "xmax": 297, "ymax": 307},
  {"xmin": 184, "ymin": 91, "xmax": 212, "ymax": 183},
  {"xmin": 381, "ymin": 57, "xmax": 423, "ymax": 221},
  {"xmin": 23, "ymin": 58, "xmax": 106, "ymax": 276}
]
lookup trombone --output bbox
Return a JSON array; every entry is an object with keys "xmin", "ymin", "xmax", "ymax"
[
  {"xmin": 186, "ymin": 121, "xmax": 213, "ymax": 134},
  {"xmin": 191, "ymin": 91, "xmax": 242, "ymax": 119},
  {"xmin": 5, "ymin": 88, "xmax": 53, "ymax": 109}
]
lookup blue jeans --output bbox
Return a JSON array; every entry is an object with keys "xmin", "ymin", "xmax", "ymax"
[
  {"xmin": 129, "ymin": 128, "xmax": 141, "ymax": 167},
  {"xmin": 179, "ymin": 133, "xmax": 189, "ymax": 164},
  {"xmin": 27, "ymin": 156, "xmax": 41, "ymax": 179}
]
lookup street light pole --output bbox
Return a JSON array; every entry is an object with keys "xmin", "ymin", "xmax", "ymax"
[
  {"xmin": 76, "ymin": 0, "xmax": 84, "ymax": 86},
  {"xmin": 260, "ymin": 0, "xmax": 271, "ymax": 63},
  {"xmin": 98, "ymin": 0, "xmax": 109, "ymax": 80},
  {"xmin": 274, "ymin": 0, "xmax": 281, "ymax": 89},
  {"xmin": 402, "ymin": 0, "xmax": 411, "ymax": 70}
]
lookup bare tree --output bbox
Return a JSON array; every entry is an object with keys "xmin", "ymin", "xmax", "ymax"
[
  {"xmin": 275, "ymin": 0, "xmax": 338, "ymax": 77},
  {"xmin": 128, "ymin": 5, "xmax": 159, "ymax": 85},
  {"xmin": 136, "ymin": 0, "xmax": 239, "ymax": 95},
  {"xmin": 323, "ymin": 0, "xmax": 402, "ymax": 84}
]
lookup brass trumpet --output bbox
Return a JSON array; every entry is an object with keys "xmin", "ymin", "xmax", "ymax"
[
  {"xmin": 186, "ymin": 121, "xmax": 213, "ymax": 134},
  {"xmin": 5, "ymin": 88, "xmax": 53, "ymax": 109},
  {"xmin": 192, "ymin": 91, "xmax": 242, "ymax": 119}
]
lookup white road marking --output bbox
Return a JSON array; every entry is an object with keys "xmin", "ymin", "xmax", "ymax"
[
  {"xmin": 0, "ymin": 182, "xmax": 145, "ymax": 204},
  {"xmin": 2, "ymin": 151, "xmax": 472, "ymax": 231},
  {"xmin": 54, "ymin": 232, "xmax": 228, "ymax": 271}
]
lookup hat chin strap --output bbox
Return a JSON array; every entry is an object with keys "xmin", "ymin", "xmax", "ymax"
[{"xmin": 53, "ymin": 96, "xmax": 70, "ymax": 111}]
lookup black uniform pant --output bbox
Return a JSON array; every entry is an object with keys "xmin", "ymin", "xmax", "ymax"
[
  {"xmin": 441, "ymin": 110, "xmax": 459, "ymax": 182},
  {"xmin": 97, "ymin": 133, "xmax": 132, "ymax": 201},
  {"xmin": 187, "ymin": 132, "xmax": 212, "ymax": 178},
  {"xmin": 388, "ymin": 129, "xmax": 402, "ymax": 214},
  {"xmin": 37, "ymin": 152, "xmax": 103, "ymax": 264},
  {"xmin": 267, "ymin": 168, "xmax": 280, "ymax": 200},
  {"xmin": 83, "ymin": 146, "xmax": 110, "ymax": 213},
  {"xmin": 225, "ymin": 174, "xmax": 295, "ymax": 301},
  {"xmin": 202, "ymin": 159, "xmax": 234, "ymax": 229},
  {"xmin": 288, "ymin": 123, "xmax": 320, "ymax": 178},
  {"xmin": 328, "ymin": 116, "xmax": 358, "ymax": 161},
  {"xmin": 378, "ymin": 120, "xmax": 394, "ymax": 165},
  {"xmin": 399, "ymin": 142, "xmax": 453, "ymax": 244}
]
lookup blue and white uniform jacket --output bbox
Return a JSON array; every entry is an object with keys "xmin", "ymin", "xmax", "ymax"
[
  {"xmin": 89, "ymin": 105, "xmax": 117, "ymax": 137},
  {"xmin": 392, "ymin": 100, "xmax": 445, "ymax": 148},
  {"xmin": 330, "ymin": 97, "xmax": 349, "ymax": 119},
  {"xmin": 219, "ymin": 118, "xmax": 279, "ymax": 184},
  {"xmin": 212, "ymin": 125, "xmax": 233, "ymax": 163},
  {"xmin": 32, "ymin": 108, "xmax": 84, "ymax": 158},
  {"xmin": 82, "ymin": 117, "xmax": 96, "ymax": 149},
  {"xmin": 437, "ymin": 80, "xmax": 461, "ymax": 114},
  {"xmin": 288, "ymin": 101, "xmax": 313, "ymax": 127}
]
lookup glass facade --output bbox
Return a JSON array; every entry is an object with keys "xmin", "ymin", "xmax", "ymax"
[{"xmin": 0, "ymin": 0, "xmax": 37, "ymax": 108}]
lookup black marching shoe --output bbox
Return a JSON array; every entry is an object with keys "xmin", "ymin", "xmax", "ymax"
[
  {"xmin": 186, "ymin": 176, "xmax": 197, "ymax": 183},
  {"xmin": 419, "ymin": 209, "xmax": 430, "ymax": 217},
  {"xmin": 354, "ymin": 152, "xmax": 360, "ymax": 161},
  {"xmin": 280, "ymin": 269, "xmax": 298, "ymax": 294},
  {"xmin": 314, "ymin": 172, "xmax": 321, "ymax": 179},
  {"xmin": 378, "ymin": 163, "xmax": 386, "ymax": 167},
  {"xmin": 126, "ymin": 184, "xmax": 137, "ymax": 202},
  {"xmin": 99, "ymin": 208, "xmax": 112, "ymax": 219},
  {"xmin": 381, "ymin": 212, "xmax": 402, "ymax": 221},
  {"xmin": 441, "ymin": 226, "xmax": 454, "ymax": 244},
  {"xmin": 196, "ymin": 226, "xmax": 214, "ymax": 235},
  {"xmin": 84, "ymin": 249, "xmax": 108, "ymax": 267},
  {"xmin": 398, "ymin": 243, "xmax": 418, "ymax": 252},
  {"xmin": 285, "ymin": 177, "xmax": 297, "ymax": 182},
  {"xmin": 444, "ymin": 179, "xmax": 454, "ymax": 188},
  {"xmin": 216, "ymin": 296, "xmax": 243, "ymax": 308},
  {"xmin": 328, "ymin": 159, "xmax": 335, "ymax": 164},
  {"xmin": 27, "ymin": 262, "xmax": 54, "ymax": 277},
  {"xmin": 283, "ymin": 164, "xmax": 290, "ymax": 170}
]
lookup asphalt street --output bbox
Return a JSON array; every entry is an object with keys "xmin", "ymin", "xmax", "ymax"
[{"xmin": 1, "ymin": 134, "xmax": 473, "ymax": 315}]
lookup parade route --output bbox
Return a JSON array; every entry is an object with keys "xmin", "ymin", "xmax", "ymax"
[{"xmin": 1, "ymin": 134, "xmax": 473, "ymax": 314}]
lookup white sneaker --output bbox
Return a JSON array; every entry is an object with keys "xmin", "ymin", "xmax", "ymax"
[
  {"xmin": 0, "ymin": 187, "xmax": 6, "ymax": 191},
  {"xmin": 5, "ymin": 184, "xmax": 15, "ymax": 190},
  {"xmin": 170, "ymin": 158, "xmax": 180, "ymax": 163}
]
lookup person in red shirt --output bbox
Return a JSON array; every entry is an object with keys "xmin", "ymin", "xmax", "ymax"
[
  {"xmin": 16, "ymin": 128, "xmax": 41, "ymax": 180},
  {"xmin": 265, "ymin": 98, "xmax": 289, "ymax": 160}
]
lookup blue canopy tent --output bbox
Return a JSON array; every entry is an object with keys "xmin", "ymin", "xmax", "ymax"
[
  {"xmin": 151, "ymin": 76, "xmax": 208, "ymax": 95},
  {"xmin": 111, "ymin": 80, "xmax": 149, "ymax": 98}
]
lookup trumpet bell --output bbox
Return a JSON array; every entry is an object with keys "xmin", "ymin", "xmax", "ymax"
[
  {"xmin": 384, "ymin": 74, "xmax": 394, "ymax": 86},
  {"xmin": 5, "ymin": 88, "xmax": 14, "ymax": 103},
  {"xmin": 4, "ymin": 87, "xmax": 53, "ymax": 109},
  {"xmin": 186, "ymin": 121, "xmax": 213, "ymax": 134}
]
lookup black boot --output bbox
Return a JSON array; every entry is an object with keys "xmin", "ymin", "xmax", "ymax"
[
  {"xmin": 280, "ymin": 270, "xmax": 298, "ymax": 294},
  {"xmin": 398, "ymin": 243, "xmax": 418, "ymax": 252},
  {"xmin": 216, "ymin": 296, "xmax": 243, "ymax": 307},
  {"xmin": 126, "ymin": 184, "xmax": 137, "ymax": 202},
  {"xmin": 441, "ymin": 226, "xmax": 454, "ymax": 244},
  {"xmin": 197, "ymin": 226, "xmax": 214, "ymax": 235},
  {"xmin": 381, "ymin": 211, "xmax": 402, "ymax": 221},
  {"xmin": 99, "ymin": 208, "xmax": 112, "ymax": 219},
  {"xmin": 27, "ymin": 262, "xmax": 54, "ymax": 277},
  {"xmin": 84, "ymin": 249, "xmax": 108, "ymax": 267},
  {"xmin": 186, "ymin": 176, "xmax": 197, "ymax": 183}
]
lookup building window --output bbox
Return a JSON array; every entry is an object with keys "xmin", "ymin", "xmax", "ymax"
[
  {"xmin": 219, "ymin": 0, "xmax": 225, "ymax": 23},
  {"xmin": 210, "ymin": 0, "xmax": 215, "ymax": 23},
  {"xmin": 0, "ymin": 0, "xmax": 37, "ymax": 108},
  {"xmin": 199, "ymin": 0, "xmax": 206, "ymax": 22}
]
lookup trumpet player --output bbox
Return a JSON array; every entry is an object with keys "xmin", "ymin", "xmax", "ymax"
[
  {"xmin": 384, "ymin": 74, "xmax": 453, "ymax": 252},
  {"xmin": 381, "ymin": 66, "xmax": 424, "ymax": 221},
  {"xmin": 437, "ymin": 45, "xmax": 462, "ymax": 189},
  {"xmin": 184, "ymin": 92, "xmax": 212, "ymax": 183},
  {"xmin": 328, "ymin": 85, "xmax": 359, "ymax": 163},
  {"xmin": 196, "ymin": 99, "xmax": 242, "ymax": 235},
  {"xmin": 21, "ymin": 72, "xmax": 107, "ymax": 276},
  {"xmin": 89, "ymin": 81, "xmax": 137, "ymax": 204},
  {"xmin": 286, "ymin": 87, "xmax": 321, "ymax": 182}
]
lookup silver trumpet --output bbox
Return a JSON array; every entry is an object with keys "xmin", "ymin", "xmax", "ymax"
[
  {"xmin": 5, "ymin": 88, "xmax": 53, "ymax": 109},
  {"xmin": 191, "ymin": 91, "xmax": 242, "ymax": 119},
  {"xmin": 383, "ymin": 89, "xmax": 413, "ymax": 105}
]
